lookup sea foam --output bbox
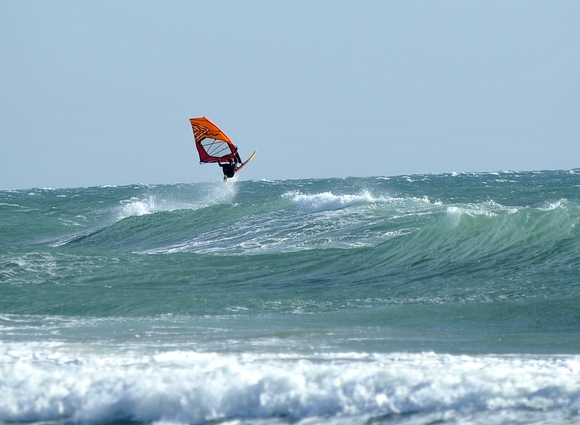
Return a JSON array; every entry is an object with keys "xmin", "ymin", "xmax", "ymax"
[
  {"xmin": 286, "ymin": 191, "xmax": 376, "ymax": 212},
  {"xmin": 117, "ymin": 183, "xmax": 238, "ymax": 220},
  {"xmin": 1, "ymin": 345, "xmax": 580, "ymax": 425}
]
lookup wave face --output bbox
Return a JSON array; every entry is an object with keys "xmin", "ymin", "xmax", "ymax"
[{"xmin": 2, "ymin": 170, "xmax": 580, "ymax": 424}]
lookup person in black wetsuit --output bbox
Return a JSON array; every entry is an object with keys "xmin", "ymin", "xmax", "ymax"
[{"xmin": 218, "ymin": 157, "xmax": 238, "ymax": 180}]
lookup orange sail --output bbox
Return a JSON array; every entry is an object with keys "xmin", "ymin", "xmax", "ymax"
[{"xmin": 190, "ymin": 117, "xmax": 241, "ymax": 164}]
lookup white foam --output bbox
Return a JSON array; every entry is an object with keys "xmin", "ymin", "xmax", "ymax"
[
  {"xmin": 0, "ymin": 202, "xmax": 27, "ymax": 209},
  {"xmin": 286, "ymin": 191, "xmax": 376, "ymax": 212},
  {"xmin": 119, "ymin": 196, "xmax": 158, "ymax": 218},
  {"xmin": 539, "ymin": 199, "xmax": 567, "ymax": 211},
  {"xmin": 1, "ymin": 345, "xmax": 579, "ymax": 425},
  {"xmin": 0, "ymin": 252, "xmax": 58, "ymax": 284},
  {"xmin": 117, "ymin": 183, "xmax": 238, "ymax": 220},
  {"xmin": 142, "ymin": 191, "xmax": 442, "ymax": 255},
  {"xmin": 445, "ymin": 201, "xmax": 519, "ymax": 224}
]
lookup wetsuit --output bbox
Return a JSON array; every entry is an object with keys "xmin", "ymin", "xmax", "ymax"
[{"xmin": 219, "ymin": 162, "xmax": 237, "ymax": 178}]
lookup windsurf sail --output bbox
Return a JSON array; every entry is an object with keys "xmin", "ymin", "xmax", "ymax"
[{"xmin": 190, "ymin": 117, "xmax": 241, "ymax": 164}]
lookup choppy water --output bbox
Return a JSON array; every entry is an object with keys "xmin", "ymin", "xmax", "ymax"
[{"xmin": 2, "ymin": 170, "xmax": 580, "ymax": 424}]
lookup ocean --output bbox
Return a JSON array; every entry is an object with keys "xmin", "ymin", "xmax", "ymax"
[{"xmin": 2, "ymin": 170, "xmax": 580, "ymax": 425}]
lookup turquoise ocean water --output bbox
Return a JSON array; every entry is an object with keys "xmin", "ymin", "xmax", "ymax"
[{"xmin": 2, "ymin": 170, "xmax": 580, "ymax": 424}]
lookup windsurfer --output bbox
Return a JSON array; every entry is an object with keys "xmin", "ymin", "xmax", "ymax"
[{"xmin": 218, "ymin": 157, "xmax": 238, "ymax": 180}]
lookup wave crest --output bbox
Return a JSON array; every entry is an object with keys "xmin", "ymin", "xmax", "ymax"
[{"xmin": 285, "ymin": 191, "xmax": 378, "ymax": 212}]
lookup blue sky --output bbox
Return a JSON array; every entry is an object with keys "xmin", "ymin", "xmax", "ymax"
[{"xmin": 1, "ymin": 1, "xmax": 579, "ymax": 189}]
